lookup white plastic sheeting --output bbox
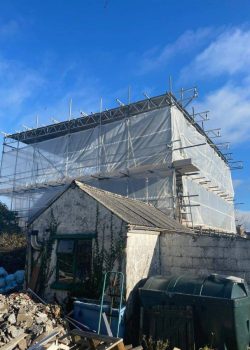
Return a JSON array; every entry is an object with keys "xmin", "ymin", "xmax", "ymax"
[
  {"xmin": 87, "ymin": 175, "xmax": 174, "ymax": 212},
  {"xmin": 0, "ymin": 103, "xmax": 236, "ymax": 233},
  {"xmin": 1, "ymin": 107, "xmax": 171, "ymax": 185},
  {"xmin": 182, "ymin": 177, "xmax": 235, "ymax": 232},
  {"xmin": 0, "ymin": 107, "xmax": 174, "ymax": 217},
  {"xmin": 171, "ymin": 106, "xmax": 235, "ymax": 232}
]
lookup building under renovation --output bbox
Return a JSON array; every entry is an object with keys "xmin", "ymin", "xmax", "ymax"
[{"xmin": 0, "ymin": 92, "xmax": 236, "ymax": 232}]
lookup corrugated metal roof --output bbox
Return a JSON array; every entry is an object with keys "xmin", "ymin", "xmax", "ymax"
[{"xmin": 75, "ymin": 181, "xmax": 189, "ymax": 232}]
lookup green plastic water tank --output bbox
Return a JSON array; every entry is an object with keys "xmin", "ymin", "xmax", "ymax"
[{"xmin": 139, "ymin": 274, "xmax": 250, "ymax": 350}]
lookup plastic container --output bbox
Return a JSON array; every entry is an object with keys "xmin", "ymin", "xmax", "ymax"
[
  {"xmin": 0, "ymin": 267, "xmax": 7, "ymax": 278},
  {"xmin": 5, "ymin": 274, "xmax": 16, "ymax": 287},
  {"xmin": 0, "ymin": 277, "xmax": 6, "ymax": 288},
  {"xmin": 73, "ymin": 301, "xmax": 125, "ymax": 337},
  {"xmin": 0, "ymin": 287, "xmax": 6, "ymax": 294},
  {"xmin": 139, "ymin": 274, "xmax": 250, "ymax": 350},
  {"xmin": 14, "ymin": 270, "xmax": 25, "ymax": 285}
]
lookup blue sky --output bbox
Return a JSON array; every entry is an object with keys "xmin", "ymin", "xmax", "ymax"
[{"xmin": 0, "ymin": 0, "xmax": 250, "ymax": 223}]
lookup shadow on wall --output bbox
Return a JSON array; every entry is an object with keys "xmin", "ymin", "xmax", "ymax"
[{"xmin": 125, "ymin": 235, "xmax": 161, "ymax": 346}]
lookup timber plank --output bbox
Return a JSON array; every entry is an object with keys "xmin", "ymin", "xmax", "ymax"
[{"xmin": 0, "ymin": 333, "xmax": 27, "ymax": 350}]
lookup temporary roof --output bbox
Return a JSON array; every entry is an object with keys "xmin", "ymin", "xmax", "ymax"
[{"xmin": 6, "ymin": 92, "xmax": 227, "ymax": 164}]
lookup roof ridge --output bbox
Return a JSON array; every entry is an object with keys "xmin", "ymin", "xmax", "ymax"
[
  {"xmin": 28, "ymin": 179, "xmax": 189, "ymax": 232},
  {"xmin": 75, "ymin": 180, "xmax": 187, "ymax": 231},
  {"xmin": 74, "ymin": 180, "xmax": 155, "ymax": 207}
]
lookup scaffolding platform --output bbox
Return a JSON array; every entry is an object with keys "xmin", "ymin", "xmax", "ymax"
[{"xmin": 0, "ymin": 92, "xmax": 236, "ymax": 233}]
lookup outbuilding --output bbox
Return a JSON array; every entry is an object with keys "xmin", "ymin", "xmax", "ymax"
[{"xmin": 27, "ymin": 180, "xmax": 188, "ymax": 302}]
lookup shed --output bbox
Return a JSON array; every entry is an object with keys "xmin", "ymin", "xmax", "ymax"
[{"xmin": 27, "ymin": 180, "xmax": 189, "ymax": 302}]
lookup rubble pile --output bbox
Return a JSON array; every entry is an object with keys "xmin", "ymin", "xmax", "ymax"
[{"xmin": 0, "ymin": 293, "xmax": 69, "ymax": 349}]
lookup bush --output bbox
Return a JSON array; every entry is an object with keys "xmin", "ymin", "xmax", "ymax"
[{"xmin": 0, "ymin": 202, "xmax": 21, "ymax": 234}]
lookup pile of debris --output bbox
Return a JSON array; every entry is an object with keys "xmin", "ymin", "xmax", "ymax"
[{"xmin": 0, "ymin": 293, "xmax": 69, "ymax": 350}]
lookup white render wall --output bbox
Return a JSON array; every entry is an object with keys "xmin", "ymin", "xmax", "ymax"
[
  {"xmin": 117, "ymin": 230, "xmax": 250, "ymax": 300},
  {"xmin": 29, "ymin": 185, "xmax": 127, "ymax": 301},
  {"xmin": 31, "ymin": 186, "xmax": 125, "ymax": 236},
  {"xmin": 28, "ymin": 182, "xmax": 250, "ymax": 303},
  {"xmin": 160, "ymin": 232, "xmax": 250, "ymax": 283},
  {"xmin": 125, "ymin": 230, "xmax": 160, "ymax": 298}
]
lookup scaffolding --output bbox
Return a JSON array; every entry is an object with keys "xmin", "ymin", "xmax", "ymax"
[{"xmin": 0, "ymin": 91, "xmax": 237, "ymax": 232}]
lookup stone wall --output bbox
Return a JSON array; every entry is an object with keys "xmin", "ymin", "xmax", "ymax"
[
  {"xmin": 28, "ymin": 183, "xmax": 250, "ymax": 302},
  {"xmin": 30, "ymin": 185, "xmax": 126, "ymax": 239},
  {"xmin": 160, "ymin": 232, "xmax": 250, "ymax": 283},
  {"xmin": 29, "ymin": 184, "xmax": 127, "ymax": 301}
]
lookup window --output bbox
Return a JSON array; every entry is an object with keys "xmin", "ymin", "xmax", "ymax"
[{"xmin": 56, "ymin": 238, "xmax": 92, "ymax": 287}]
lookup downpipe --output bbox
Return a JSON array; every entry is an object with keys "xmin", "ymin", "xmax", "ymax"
[{"xmin": 30, "ymin": 230, "xmax": 42, "ymax": 251}]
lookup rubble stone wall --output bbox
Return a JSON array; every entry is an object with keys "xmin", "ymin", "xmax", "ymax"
[
  {"xmin": 160, "ymin": 232, "xmax": 250, "ymax": 282},
  {"xmin": 31, "ymin": 185, "xmax": 126, "ymax": 238},
  {"xmin": 29, "ymin": 185, "xmax": 127, "ymax": 301}
]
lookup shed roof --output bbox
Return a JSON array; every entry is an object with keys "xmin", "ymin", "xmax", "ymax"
[
  {"xmin": 75, "ymin": 181, "xmax": 188, "ymax": 232},
  {"xmin": 29, "ymin": 180, "xmax": 190, "ymax": 232}
]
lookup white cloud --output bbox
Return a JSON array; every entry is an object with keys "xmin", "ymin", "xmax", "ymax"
[
  {"xmin": 181, "ymin": 28, "xmax": 250, "ymax": 80},
  {"xmin": 194, "ymin": 81, "xmax": 250, "ymax": 143},
  {"xmin": 179, "ymin": 26, "xmax": 250, "ymax": 144},
  {"xmin": 138, "ymin": 28, "xmax": 212, "ymax": 74},
  {"xmin": 236, "ymin": 210, "xmax": 250, "ymax": 231},
  {"xmin": 233, "ymin": 179, "xmax": 244, "ymax": 189},
  {"xmin": 0, "ymin": 51, "xmax": 104, "ymax": 134},
  {"xmin": 137, "ymin": 26, "xmax": 250, "ymax": 144},
  {"xmin": 0, "ymin": 57, "xmax": 45, "ymax": 125},
  {"xmin": 0, "ymin": 73, "xmax": 43, "ymax": 108}
]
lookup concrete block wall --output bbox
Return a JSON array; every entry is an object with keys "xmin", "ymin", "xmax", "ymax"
[{"xmin": 160, "ymin": 232, "xmax": 250, "ymax": 283}]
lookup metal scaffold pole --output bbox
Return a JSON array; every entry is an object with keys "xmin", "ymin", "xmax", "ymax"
[
  {"xmin": 11, "ymin": 139, "xmax": 20, "ymax": 211},
  {"xmin": 0, "ymin": 90, "xmax": 236, "ymax": 232},
  {"xmin": 0, "ymin": 136, "xmax": 6, "ymax": 179}
]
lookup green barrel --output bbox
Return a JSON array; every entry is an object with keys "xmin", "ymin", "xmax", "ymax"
[{"xmin": 139, "ymin": 274, "xmax": 250, "ymax": 350}]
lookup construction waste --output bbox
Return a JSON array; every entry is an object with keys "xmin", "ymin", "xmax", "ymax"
[
  {"xmin": 0, "ymin": 293, "xmax": 69, "ymax": 349},
  {"xmin": 0, "ymin": 267, "xmax": 25, "ymax": 294}
]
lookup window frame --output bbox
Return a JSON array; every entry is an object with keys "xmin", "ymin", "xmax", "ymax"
[{"xmin": 51, "ymin": 233, "xmax": 95, "ymax": 291}]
